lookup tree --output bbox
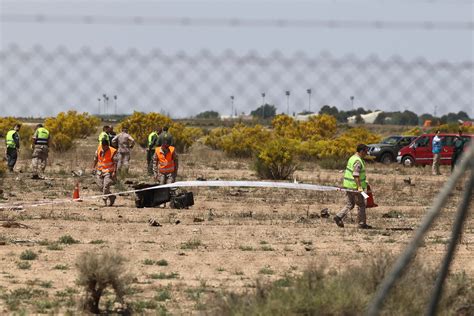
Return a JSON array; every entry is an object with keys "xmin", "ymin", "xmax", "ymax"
[
  {"xmin": 319, "ymin": 105, "xmax": 339, "ymax": 117},
  {"xmin": 196, "ymin": 110, "xmax": 219, "ymax": 119},
  {"xmin": 250, "ymin": 104, "xmax": 277, "ymax": 119}
]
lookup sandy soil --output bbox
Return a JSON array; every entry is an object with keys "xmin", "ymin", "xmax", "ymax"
[{"xmin": 0, "ymin": 141, "xmax": 472, "ymax": 314}]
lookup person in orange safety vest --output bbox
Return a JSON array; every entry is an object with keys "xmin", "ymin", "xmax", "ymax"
[
  {"xmin": 153, "ymin": 141, "xmax": 179, "ymax": 185},
  {"xmin": 92, "ymin": 139, "xmax": 118, "ymax": 206}
]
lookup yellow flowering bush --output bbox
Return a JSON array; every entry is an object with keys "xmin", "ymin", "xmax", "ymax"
[
  {"xmin": 220, "ymin": 124, "xmax": 272, "ymax": 158},
  {"xmin": 0, "ymin": 117, "xmax": 35, "ymax": 147},
  {"xmin": 255, "ymin": 138, "xmax": 298, "ymax": 179},
  {"xmin": 44, "ymin": 111, "xmax": 100, "ymax": 152},
  {"xmin": 117, "ymin": 112, "xmax": 203, "ymax": 151}
]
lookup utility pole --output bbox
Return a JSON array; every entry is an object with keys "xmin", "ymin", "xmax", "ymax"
[
  {"xmin": 285, "ymin": 91, "xmax": 290, "ymax": 115},
  {"xmin": 230, "ymin": 95, "xmax": 234, "ymax": 118},
  {"xmin": 307, "ymin": 88, "xmax": 312, "ymax": 113},
  {"xmin": 261, "ymin": 92, "xmax": 266, "ymax": 120},
  {"xmin": 97, "ymin": 98, "xmax": 101, "ymax": 115},
  {"xmin": 350, "ymin": 96, "xmax": 355, "ymax": 109},
  {"xmin": 114, "ymin": 95, "xmax": 117, "ymax": 115},
  {"xmin": 102, "ymin": 94, "xmax": 107, "ymax": 115}
]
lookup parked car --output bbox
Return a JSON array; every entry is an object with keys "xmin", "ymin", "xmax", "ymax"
[
  {"xmin": 367, "ymin": 135, "xmax": 416, "ymax": 164},
  {"xmin": 396, "ymin": 133, "xmax": 473, "ymax": 167}
]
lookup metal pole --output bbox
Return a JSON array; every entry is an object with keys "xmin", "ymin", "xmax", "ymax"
[
  {"xmin": 366, "ymin": 145, "xmax": 474, "ymax": 316},
  {"xmin": 307, "ymin": 89, "xmax": 311, "ymax": 113},
  {"xmin": 114, "ymin": 95, "xmax": 117, "ymax": 115},
  {"xmin": 261, "ymin": 93, "xmax": 265, "ymax": 120},
  {"xmin": 97, "ymin": 98, "xmax": 101, "ymax": 115},
  {"xmin": 230, "ymin": 95, "xmax": 234, "ymax": 118},
  {"xmin": 426, "ymin": 159, "xmax": 474, "ymax": 316},
  {"xmin": 286, "ymin": 91, "xmax": 290, "ymax": 115}
]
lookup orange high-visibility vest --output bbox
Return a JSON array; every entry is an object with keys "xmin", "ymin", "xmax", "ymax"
[
  {"xmin": 155, "ymin": 146, "xmax": 176, "ymax": 174},
  {"xmin": 96, "ymin": 145, "xmax": 117, "ymax": 173}
]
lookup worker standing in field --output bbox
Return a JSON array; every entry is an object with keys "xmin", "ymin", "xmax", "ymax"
[
  {"xmin": 92, "ymin": 139, "xmax": 118, "ymax": 206},
  {"xmin": 153, "ymin": 139, "xmax": 178, "ymax": 185},
  {"xmin": 333, "ymin": 144, "xmax": 372, "ymax": 229},
  {"xmin": 5, "ymin": 124, "xmax": 21, "ymax": 172},
  {"xmin": 98, "ymin": 125, "xmax": 111, "ymax": 145},
  {"xmin": 157, "ymin": 126, "xmax": 174, "ymax": 147},
  {"xmin": 31, "ymin": 123, "xmax": 50, "ymax": 180},
  {"xmin": 451, "ymin": 129, "xmax": 466, "ymax": 172},
  {"xmin": 432, "ymin": 130, "xmax": 442, "ymax": 175},
  {"xmin": 147, "ymin": 126, "xmax": 161, "ymax": 175},
  {"xmin": 108, "ymin": 126, "xmax": 117, "ymax": 148},
  {"xmin": 111, "ymin": 127, "xmax": 135, "ymax": 174}
]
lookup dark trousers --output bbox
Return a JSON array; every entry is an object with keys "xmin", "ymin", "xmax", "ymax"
[
  {"xmin": 451, "ymin": 152, "xmax": 461, "ymax": 171},
  {"xmin": 146, "ymin": 149, "xmax": 154, "ymax": 175},
  {"xmin": 6, "ymin": 147, "xmax": 18, "ymax": 171}
]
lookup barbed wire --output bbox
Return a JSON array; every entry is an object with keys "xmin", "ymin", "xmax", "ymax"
[
  {"xmin": 2, "ymin": 14, "xmax": 473, "ymax": 30},
  {"xmin": 0, "ymin": 44, "xmax": 472, "ymax": 117}
]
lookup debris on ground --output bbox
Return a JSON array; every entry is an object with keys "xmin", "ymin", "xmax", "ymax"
[
  {"xmin": 148, "ymin": 218, "xmax": 162, "ymax": 227},
  {"xmin": 71, "ymin": 170, "xmax": 84, "ymax": 177},
  {"xmin": 382, "ymin": 210, "xmax": 404, "ymax": 218},
  {"xmin": 193, "ymin": 217, "xmax": 205, "ymax": 223},
  {"xmin": 196, "ymin": 175, "xmax": 206, "ymax": 181},
  {"xmin": 309, "ymin": 212, "xmax": 320, "ymax": 219},
  {"xmin": 296, "ymin": 216, "xmax": 310, "ymax": 224},
  {"xmin": 386, "ymin": 227, "xmax": 414, "ymax": 231},
  {"xmin": 320, "ymin": 208, "xmax": 330, "ymax": 218}
]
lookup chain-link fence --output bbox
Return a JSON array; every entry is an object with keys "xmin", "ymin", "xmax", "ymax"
[{"xmin": 0, "ymin": 44, "xmax": 472, "ymax": 118}]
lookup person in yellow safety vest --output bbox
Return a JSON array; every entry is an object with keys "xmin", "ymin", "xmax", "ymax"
[
  {"xmin": 5, "ymin": 124, "xmax": 21, "ymax": 172},
  {"xmin": 92, "ymin": 139, "xmax": 118, "ymax": 206},
  {"xmin": 153, "ymin": 141, "xmax": 178, "ymax": 185},
  {"xmin": 31, "ymin": 123, "xmax": 50, "ymax": 180},
  {"xmin": 147, "ymin": 126, "xmax": 162, "ymax": 175},
  {"xmin": 333, "ymin": 144, "xmax": 373, "ymax": 229},
  {"xmin": 98, "ymin": 125, "xmax": 111, "ymax": 145}
]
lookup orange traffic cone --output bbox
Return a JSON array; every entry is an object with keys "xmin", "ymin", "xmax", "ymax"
[
  {"xmin": 366, "ymin": 184, "xmax": 378, "ymax": 208},
  {"xmin": 73, "ymin": 182, "xmax": 82, "ymax": 202}
]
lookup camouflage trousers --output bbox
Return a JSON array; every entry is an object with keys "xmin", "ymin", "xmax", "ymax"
[
  {"xmin": 95, "ymin": 172, "xmax": 116, "ymax": 203},
  {"xmin": 158, "ymin": 172, "xmax": 176, "ymax": 185},
  {"xmin": 337, "ymin": 191, "xmax": 367, "ymax": 225},
  {"xmin": 31, "ymin": 145, "xmax": 49, "ymax": 176},
  {"xmin": 432, "ymin": 153, "xmax": 441, "ymax": 175},
  {"xmin": 117, "ymin": 152, "xmax": 130, "ymax": 173}
]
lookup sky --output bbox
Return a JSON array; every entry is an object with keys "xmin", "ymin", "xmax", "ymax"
[{"xmin": 0, "ymin": 0, "xmax": 473, "ymax": 117}]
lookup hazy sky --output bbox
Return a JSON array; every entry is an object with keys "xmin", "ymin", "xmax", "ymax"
[{"xmin": 0, "ymin": 0, "xmax": 473, "ymax": 117}]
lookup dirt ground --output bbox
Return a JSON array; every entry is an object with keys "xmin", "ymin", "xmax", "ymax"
[{"xmin": 0, "ymin": 139, "xmax": 473, "ymax": 314}]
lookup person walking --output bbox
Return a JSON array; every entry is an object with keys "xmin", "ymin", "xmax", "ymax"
[
  {"xmin": 98, "ymin": 125, "xmax": 111, "ymax": 145},
  {"xmin": 157, "ymin": 126, "xmax": 174, "ymax": 147},
  {"xmin": 111, "ymin": 127, "xmax": 135, "ymax": 174},
  {"xmin": 92, "ymin": 139, "xmax": 118, "ymax": 206},
  {"xmin": 5, "ymin": 124, "xmax": 21, "ymax": 172},
  {"xmin": 451, "ymin": 130, "xmax": 466, "ymax": 172},
  {"xmin": 147, "ymin": 127, "xmax": 161, "ymax": 175},
  {"xmin": 153, "ymin": 140, "xmax": 178, "ymax": 185},
  {"xmin": 333, "ymin": 144, "xmax": 372, "ymax": 229},
  {"xmin": 31, "ymin": 123, "xmax": 50, "ymax": 179},
  {"xmin": 432, "ymin": 130, "xmax": 442, "ymax": 175}
]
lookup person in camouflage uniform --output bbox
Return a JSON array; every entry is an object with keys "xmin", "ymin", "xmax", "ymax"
[
  {"xmin": 31, "ymin": 123, "xmax": 50, "ymax": 179},
  {"xmin": 111, "ymin": 127, "xmax": 135, "ymax": 174}
]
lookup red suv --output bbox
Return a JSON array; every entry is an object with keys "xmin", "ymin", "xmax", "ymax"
[{"xmin": 396, "ymin": 133, "xmax": 473, "ymax": 167}]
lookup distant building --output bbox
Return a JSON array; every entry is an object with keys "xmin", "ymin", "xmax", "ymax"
[
  {"xmin": 347, "ymin": 111, "xmax": 383, "ymax": 124},
  {"xmin": 295, "ymin": 113, "xmax": 317, "ymax": 121}
]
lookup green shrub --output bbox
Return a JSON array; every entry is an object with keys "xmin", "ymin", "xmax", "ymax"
[
  {"xmin": 17, "ymin": 261, "xmax": 31, "ymax": 270},
  {"xmin": 58, "ymin": 235, "xmax": 79, "ymax": 244},
  {"xmin": 76, "ymin": 250, "xmax": 132, "ymax": 314},
  {"xmin": 210, "ymin": 253, "xmax": 474, "ymax": 315},
  {"xmin": 20, "ymin": 250, "xmax": 38, "ymax": 260}
]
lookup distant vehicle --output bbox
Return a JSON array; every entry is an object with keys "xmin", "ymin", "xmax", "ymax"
[
  {"xmin": 397, "ymin": 133, "xmax": 473, "ymax": 167},
  {"xmin": 367, "ymin": 136, "xmax": 416, "ymax": 164}
]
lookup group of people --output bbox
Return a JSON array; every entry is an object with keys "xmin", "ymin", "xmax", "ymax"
[
  {"xmin": 4, "ymin": 124, "xmax": 467, "ymax": 219},
  {"xmin": 336, "ymin": 129, "xmax": 468, "ymax": 229},
  {"xmin": 431, "ymin": 129, "xmax": 467, "ymax": 176},
  {"xmin": 92, "ymin": 125, "xmax": 178, "ymax": 206},
  {"xmin": 5, "ymin": 123, "xmax": 51, "ymax": 179}
]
